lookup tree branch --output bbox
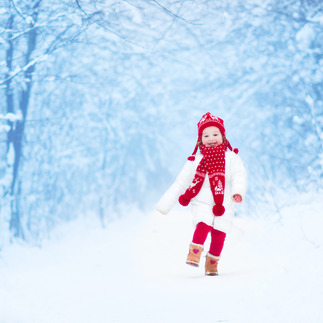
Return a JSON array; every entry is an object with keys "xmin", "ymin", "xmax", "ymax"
[
  {"xmin": 74, "ymin": 0, "xmax": 133, "ymax": 42},
  {"xmin": 150, "ymin": 0, "xmax": 200, "ymax": 25}
]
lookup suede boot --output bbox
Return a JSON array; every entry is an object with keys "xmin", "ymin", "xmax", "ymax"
[
  {"xmin": 205, "ymin": 253, "xmax": 220, "ymax": 276},
  {"xmin": 186, "ymin": 243, "xmax": 204, "ymax": 267}
]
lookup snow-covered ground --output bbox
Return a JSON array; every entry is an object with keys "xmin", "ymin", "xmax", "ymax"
[{"xmin": 0, "ymin": 193, "xmax": 322, "ymax": 323}]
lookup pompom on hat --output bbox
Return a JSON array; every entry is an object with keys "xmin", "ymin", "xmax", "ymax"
[{"xmin": 188, "ymin": 112, "xmax": 238, "ymax": 161}]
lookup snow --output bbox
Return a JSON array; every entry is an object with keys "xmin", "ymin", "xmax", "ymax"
[
  {"xmin": 0, "ymin": 112, "xmax": 22, "ymax": 122},
  {"xmin": 1, "ymin": 194, "xmax": 323, "ymax": 323},
  {"xmin": 296, "ymin": 24, "xmax": 315, "ymax": 51},
  {"xmin": 25, "ymin": 16, "xmax": 35, "ymax": 26}
]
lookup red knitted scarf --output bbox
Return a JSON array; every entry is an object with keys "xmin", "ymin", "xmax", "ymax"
[{"xmin": 179, "ymin": 143, "xmax": 226, "ymax": 216}]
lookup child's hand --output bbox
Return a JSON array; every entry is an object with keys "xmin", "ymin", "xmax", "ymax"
[{"xmin": 233, "ymin": 194, "xmax": 242, "ymax": 203}]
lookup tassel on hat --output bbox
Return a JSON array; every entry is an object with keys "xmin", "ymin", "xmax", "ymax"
[{"xmin": 188, "ymin": 143, "xmax": 198, "ymax": 161}]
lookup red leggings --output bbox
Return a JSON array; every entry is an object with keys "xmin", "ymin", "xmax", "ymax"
[{"xmin": 192, "ymin": 222, "xmax": 226, "ymax": 257}]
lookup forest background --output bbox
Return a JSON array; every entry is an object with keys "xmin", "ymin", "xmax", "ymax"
[{"xmin": 0, "ymin": 0, "xmax": 322, "ymax": 248}]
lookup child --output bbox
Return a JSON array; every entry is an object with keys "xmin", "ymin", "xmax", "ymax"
[{"xmin": 155, "ymin": 112, "xmax": 247, "ymax": 276}]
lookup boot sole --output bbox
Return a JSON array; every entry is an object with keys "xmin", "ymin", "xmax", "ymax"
[
  {"xmin": 186, "ymin": 261, "xmax": 199, "ymax": 267},
  {"xmin": 205, "ymin": 272, "xmax": 218, "ymax": 276}
]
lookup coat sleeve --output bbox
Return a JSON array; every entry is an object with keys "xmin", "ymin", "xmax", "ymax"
[
  {"xmin": 230, "ymin": 153, "xmax": 247, "ymax": 201},
  {"xmin": 155, "ymin": 161, "xmax": 195, "ymax": 215}
]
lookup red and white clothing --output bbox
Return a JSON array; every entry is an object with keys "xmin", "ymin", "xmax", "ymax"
[{"xmin": 156, "ymin": 150, "xmax": 247, "ymax": 234}]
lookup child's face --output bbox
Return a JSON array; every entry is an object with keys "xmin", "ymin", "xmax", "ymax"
[{"xmin": 201, "ymin": 126, "xmax": 223, "ymax": 147}]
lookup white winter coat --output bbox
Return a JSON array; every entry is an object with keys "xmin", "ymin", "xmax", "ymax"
[{"xmin": 155, "ymin": 151, "xmax": 247, "ymax": 233}]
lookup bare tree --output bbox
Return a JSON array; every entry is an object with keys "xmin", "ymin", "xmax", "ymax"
[{"xmin": 1, "ymin": 0, "xmax": 88, "ymax": 239}]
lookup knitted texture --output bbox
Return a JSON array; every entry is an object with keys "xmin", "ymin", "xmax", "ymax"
[
  {"xmin": 187, "ymin": 112, "xmax": 238, "ymax": 161},
  {"xmin": 179, "ymin": 143, "xmax": 226, "ymax": 216},
  {"xmin": 197, "ymin": 112, "xmax": 226, "ymax": 138}
]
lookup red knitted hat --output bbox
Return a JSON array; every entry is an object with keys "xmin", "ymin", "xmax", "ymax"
[
  {"xmin": 198, "ymin": 112, "xmax": 226, "ymax": 138},
  {"xmin": 188, "ymin": 112, "xmax": 238, "ymax": 161}
]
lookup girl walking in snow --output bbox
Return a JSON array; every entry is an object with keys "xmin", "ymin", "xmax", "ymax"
[{"xmin": 155, "ymin": 112, "xmax": 247, "ymax": 276}]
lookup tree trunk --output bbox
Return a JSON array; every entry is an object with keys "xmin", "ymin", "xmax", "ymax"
[{"xmin": 8, "ymin": 5, "xmax": 39, "ymax": 238}]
